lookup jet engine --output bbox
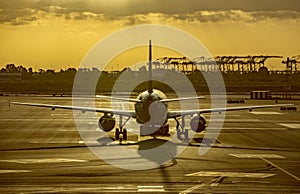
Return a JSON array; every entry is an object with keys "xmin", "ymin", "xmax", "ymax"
[
  {"xmin": 190, "ymin": 114, "xmax": 207, "ymax": 133},
  {"xmin": 98, "ymin": 115, "xmax": 116, "ymax": 132}
]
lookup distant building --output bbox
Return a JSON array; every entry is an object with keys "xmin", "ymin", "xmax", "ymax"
[{"xmin": 0, "ymin": 73, "xmax": 22, "ymax": 80}]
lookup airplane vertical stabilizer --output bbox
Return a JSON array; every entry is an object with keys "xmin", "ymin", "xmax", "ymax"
[{"xmin": 148, "ymin": 39, "xmax": 153, "ymax": 94}]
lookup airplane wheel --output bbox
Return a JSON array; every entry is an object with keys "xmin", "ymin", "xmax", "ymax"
[
  {"xmin": 115, "ymin": 128, "xmax": 120, "ymax": 140},
  {"xmin": 122, "ymin": 128, "xmax": 127, "ymax": 140}
]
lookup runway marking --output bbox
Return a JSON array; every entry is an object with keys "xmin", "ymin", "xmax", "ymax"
[
  {"xmin": 0, "ymin": 158, "xmax": 88, "ymax": 164},
  {"xmin": 180, "ymin": 177, "xmax": 226, "ymax": 194},
  {"xmin": 51, "ymin": 113, "xmax": 73, "ymax": 116},
  {"xmin": 230, "ymin": 153, "xmax": 300, "ymax": 182},
  {"xmin": 229, "ymin": 154, "xmax": 285, "ymax": 159},
  {"xmin": 231, "ymin": 180, "xmax": 271, "ymax": 184},
  {"xmin": 210, "ymin": 119, "xmax": 261, "ymax": 122},
  {"xmin": 209, "ymin": 127, "xmax": 288, "ymax": 132},
  {"xmin": 250, "ymin": 112, "xmax": 282, "ymax": 115},
  {"xmin": 260, "ymin": 157, "xmax": 300, "ymax": 182},
  {"xmin": 78, "ymin": 140, "xmax": 105, "ymax": 145},
  {"xmin": 185, "ymin": 171, "xmax": 275, "ymax": 178},
  {"xmin": 24, "ymin": 186, "xmax": 134, "ymax": 193},
  {"xmin": 179, "ymin": 183, "xmax": 206, "ymax": 194},
  {"xmin": 222, "ymin": 127, "xmax": 286, "ymax": 130},
  {"xmin": 137, "ymin": 185, "xmax": 165, "ymax": 192},
  {"xmin": 29, "ymin": 140, "xmax": 86, "ymax": 144},
  {"xmin": 0, "ymin": 170, "xmax": 31, "ymax": 173},
  {"xmin": 278, "ymin": 123, "xmax": 300, "ymax": 129}
]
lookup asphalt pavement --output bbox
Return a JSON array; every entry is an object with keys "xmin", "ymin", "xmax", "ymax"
[{"xmin": 0, "ymin": 95, "xmax": 299, "ymax": 193}]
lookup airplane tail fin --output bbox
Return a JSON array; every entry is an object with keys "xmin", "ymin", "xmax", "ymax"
[{"xmin": 148, "ymin": 39, "xmax": 153, "ymax": 94}]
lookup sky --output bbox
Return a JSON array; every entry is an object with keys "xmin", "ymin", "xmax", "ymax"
[{"xmin": 0, "ymin": 0, "xmax": 300, "ymax": 71}]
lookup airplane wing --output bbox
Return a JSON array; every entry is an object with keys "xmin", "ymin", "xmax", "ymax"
[
  {"xmin": 167, "ymin": 104, "xmax": 293, "ymax": 118},
  {"xmin": 95, "ymin": 95, "xmax": 141, "ymax": 103},
  {"xmin": 160, "ymin": 96, "xmax": 205, "ymax": 103},
  {"xmin": 96, "ymin": 95, "xmax": 205, "ymax": 103},
  {"xmin": 10, "ymin": 102, "xmax": 136, "ymax": 118}
]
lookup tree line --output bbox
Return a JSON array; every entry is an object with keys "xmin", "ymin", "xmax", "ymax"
[
  {"xmin": 0, "ymin": 64, "xmax": 94, "ymax": 80},
  {"xmin": 0, "ymin": 64, "xmax": 132, "ymax": 80}
]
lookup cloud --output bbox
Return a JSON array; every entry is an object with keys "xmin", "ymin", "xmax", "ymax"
[
  {"xmin": 1, "ymin": 0, "xmax": 300, "ymax": 14},
  {"xmin": 10, "ymin": 16, "xmax": 38, "ymax": 26},
  {"xmin": 123, "ymin": 13, "xmax": 171, "ymax": 26},
  {"xmin": 122, "ymin": 10, "xmax": 300, "ymax": 26},
  {"xmin": 190, "ymin": 10, "xmax": 256, "ymax": 23},
  {"xmin": 0, "ymin": 8, "xmax": 48, "ymax": 25},
  {"xmin": 173, "ymin": 10, "xmax": 300, "ymax": 24},
  {"xmin": 65, "ymin": 12, "xmax": 106, "ymax": 21},
  {"xmin": 0, "ymin": 8, "xmax": 36, "ymax": 24},
  {"xmin": 0, "ymin": 6, "xmax": 107, "ymax": 26},
  {"xmin": 40, "ymin": 5, "xmax": 68, "ymax": 16},
  {"xmin": 0, "ymin": 6, "xmax": 300, "ymax": 26},
  {"xmin": 252, "ymin": 10, "xmax": 300, "ymax": 21}
]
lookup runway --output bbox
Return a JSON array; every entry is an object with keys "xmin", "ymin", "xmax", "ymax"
[{"xmin": 0, "ymin": 95, "xmax": 299, "ymax": 193}]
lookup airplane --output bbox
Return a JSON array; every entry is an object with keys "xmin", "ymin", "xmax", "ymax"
[{"xmin": 10, "ymin": 40, "xmax": 293, "ymax": 142}]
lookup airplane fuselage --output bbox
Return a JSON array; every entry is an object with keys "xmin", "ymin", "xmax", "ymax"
[{"xmin": 134, "ymin": 89, "xmax": 168, "ymax": 126}]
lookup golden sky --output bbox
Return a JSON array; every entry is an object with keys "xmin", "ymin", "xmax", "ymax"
[{"xmin": 0, "ymin": 0, "xmax": 299, "ymax": 71}]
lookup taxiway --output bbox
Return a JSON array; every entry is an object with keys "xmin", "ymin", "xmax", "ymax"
[{"xmin": 0, "ymin": 95, "xmax": 299, "ymax": 193}]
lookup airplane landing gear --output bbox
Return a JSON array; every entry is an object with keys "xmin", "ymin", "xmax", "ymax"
[
  {"xmin": 115, "ymin": 115, "xmax": 130, "ymax": 142},
  {"xmin": 115, "ymin": 128, "xmax": 127, "ymax": 141},
  {"xmin": 175, "ymin": 116, "xmax": 189, "ymax": 142}
]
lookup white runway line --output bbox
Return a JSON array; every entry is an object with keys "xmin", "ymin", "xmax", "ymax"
[
  {"xmin": 180, "ymin": 177, "xmax": 227, "ymax": 194},
  {"xmin": 26, "ymin": 186, "xmax": 134, "ymax": 193},
  {"xmin": 179, "ymin": 183, "xmax": 206, "ymax": 194},
  {"xmin": 29, "ymin": 140, "xmax": 84, "ymax": 144},
  {"xmin": 250, "ymin": 112, "xmax": 282, "ymax": 115},
  {"xmin": 137, "ymin": 185, "xmax": 165, "ymax": 192},
  {"xmin": 230, "ymin": 153, "xmax": 300, "ymax": 182},
  {"xmin": 185, "ymin": 171, "xmax": 275, "ymax": 178},
  {"xmin": 278, "ymin": 123, "xmax": 300, "ymax": 129},
  {"xmin": 229, "ymin": 154, "xmax": 285, "ymax": 159},
  {"xmin": 210, "ymin": 119, "xmax": 261, "ymax": 122},
  {"xmin": 0, "ymin": 170, "xmax": 31, "ymax": 173},
  {"xmin": 215, "ymin": 127, "xmax": 288, "ymax": 131},
  {"xmin": 77, "ymin": 140, "xmax": 101, "ymax": 144},
  {"xmin": 260, "ymin": 157, "xmax": 300, "ymax": 182},
  {"xmin": 0, "ymin": 158, "xmax": 88, "ymax": 164},
  {"xmin": 51, "ymin": 113, "xmax": 73, "ymax": 116}
]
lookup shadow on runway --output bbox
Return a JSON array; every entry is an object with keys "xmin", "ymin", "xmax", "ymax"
[
  {"xmin": 137, "ymin": 138, "xmax": 177, "ymax": 183},
  {"xmin": 175, "ymin": 156, "xmax": 230, "ymax": 163},
  {"xmin": 137, "ymin": 138, "xmax": 177, "ymax": 163},
  {"xmin": 137, "ymin": 138, "xmax": 172, "ymax": 150},
  {"xmin": 96, "ymin": 136, "xmax": 115, "ymax": 145},
  {"xmin": 192, "ymin": 137, "xmax": 221, "ymax": 144}
]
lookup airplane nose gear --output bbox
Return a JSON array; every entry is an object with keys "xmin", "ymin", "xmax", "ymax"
[
  {"xmin": 115, "ymin": 128, "xmax": 127, "ymax": 141},
  {"xmin": 115, "ymin": 115, "xmax": 130, "ymax": 142},
  {"xmin": 175, "ymin": 116, "xmax": 189, "ymax": 142}
]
